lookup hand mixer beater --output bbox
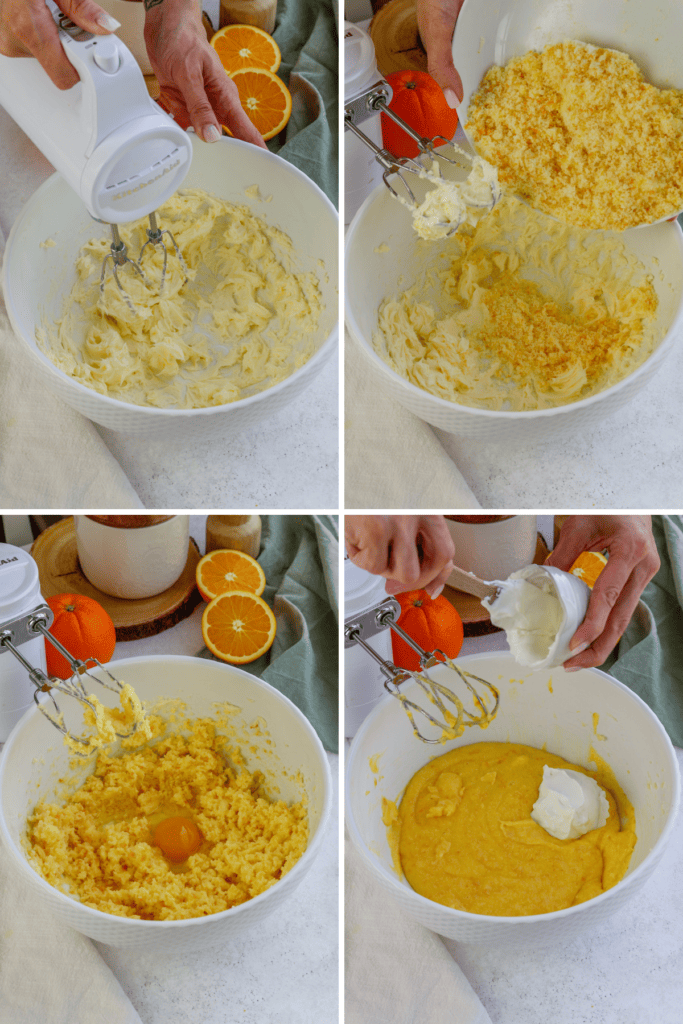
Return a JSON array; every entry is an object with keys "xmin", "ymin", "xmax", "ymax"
[
  {"xmin": 345, "ymin": 78, "xmax": 500, "ymax": 237},
  {"xmin": 345, "ymin": 597, "xmax": 500, "ymax": 743},
  {"xmin": 0, "ymin": 601, "xmax": 145, "ymax": 754},
  {"xmin": 0, "ymin": 1, "xmax": 193, "ymax": 312}
]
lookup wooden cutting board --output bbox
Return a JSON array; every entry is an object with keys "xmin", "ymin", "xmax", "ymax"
[
  {"xmin": 370, "ymin": 0, "xmax": 428, "ymax": 77},
  {"xmin": 30, "ymin": 518, "xmax": 203, "ymax": 642},
  {"xmin": 441, "ymin": 532, "xmax": 550, "ymax": 637}
]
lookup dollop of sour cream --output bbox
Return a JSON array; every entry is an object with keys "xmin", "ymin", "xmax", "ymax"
[
  {"xmin": 531, "ymin": 765, "xmax": 610, "ymax": 840},
  {"xmin": 482, "ymin": 574, "xmax": 563, "ymax": 666}
]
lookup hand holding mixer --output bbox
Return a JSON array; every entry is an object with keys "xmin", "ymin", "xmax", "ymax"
[{"xmin": 0, "ymin": 1, "xmax": 192, "ymax": 310}]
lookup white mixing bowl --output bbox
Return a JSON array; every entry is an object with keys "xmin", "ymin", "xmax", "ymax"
[
  {"xmin": 345, "ymin": 187, "xmax": 683, "ymax": 442},
  {"xmin": 346, "ymin": 653, "xmax": 680, "ymax": 945},
  {"xmin": 453, "ymin": 0, "xmax": 683, "ymax": 227},
  {"xmin": 0, "ymin": 655, "xmax": 332, "ymax": 951},
  {"xmin": 2, "ymin": 135, "xmax": 338, "ymax": 439}
]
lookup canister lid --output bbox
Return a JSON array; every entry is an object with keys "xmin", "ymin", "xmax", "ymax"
[
  {"xmin": 345, "ymin": 556, "xmax": 389, "ymax": 618},
  {"xmin": 0, "ymin": 544, "xmax": 42, "ymax": 619},
  {"xmin": 344, "ymin": 21, "xmax": 380, "ymax": 100}
]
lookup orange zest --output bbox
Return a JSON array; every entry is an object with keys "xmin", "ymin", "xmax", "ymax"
[
  {"xmin": 569, "ymin": 551, "xmax": 608, "ymax": 589},
  {"xmin": 202, "ymin": 591, "xmax": 276, "ymax": 664},
  {"xmin": 196, "ymin": 548, "xmax": 266, "ymax": 602},
  {"xmin": 210, "ymin": 24, "xmax": 281, "ymax": 74},
  {"xmin": 226, "ymin": 67, "xmax": 292, "ymax": 141},
  {"xmin": 45, "ymin": 594, "xmax": 116, "ymax": 680}
]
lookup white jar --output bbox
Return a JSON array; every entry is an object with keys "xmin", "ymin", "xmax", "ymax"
[
  {"xmin": 344, "ymin": 558, "xmax": 392, "ymax": 738},
  {"xmin": 0, "ymin": 544, "xmax": 46, "ymax": 741},
  {"xmin": 74, "ymin": 515, "xmax": 190, "ymax": 599},
  {"xmin": 445, "ymin": 515, "xmax": 538, "ymax": 585},
  {"xmin": 344, "ymin": 21, "xmax": 385, "ymax": 226}
]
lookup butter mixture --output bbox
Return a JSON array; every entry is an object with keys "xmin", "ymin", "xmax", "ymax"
[
  {"xmin": 389, "ymin": 741, "xmax": 636, "ymax": 917},
  {"xmin": 467, "ymin": 40, "xmax": 683, "ymax": 230},
  {"xmin": 373, "ymin": 194, "xmax": 659, "ymax": 410},
  {"xmin": 36, "ymin": 189, "xmax": 323, "ymax": 409},
  {"xmin": 402, "ymin": 156, "xmax": 499, "ymax": 241},
  {"xmin": 27, "ymin": 717, "xmax": 308, "ymax": 920}
]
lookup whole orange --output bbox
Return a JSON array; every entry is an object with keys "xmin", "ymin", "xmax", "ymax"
[
  {"xmin": 381, "ymin": 70, "xmax": 459, "ymax": 159},
  {"xmin": 391, "ymin": 589, "xmax": 464, "ymax": 672},
  {"xmin": 45, "ymin": 594, "xmax": 117, "ymax": 680}
]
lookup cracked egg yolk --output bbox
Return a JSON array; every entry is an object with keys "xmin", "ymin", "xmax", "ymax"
[{"xmin": 153, "ymin": 816, "xmax": 203, "ymax": 863}]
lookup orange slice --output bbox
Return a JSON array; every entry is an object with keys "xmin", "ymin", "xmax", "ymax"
[
  {"xmin": 196, "ymin": 548, "xmax": 266, "ymax": 602},
  {"xmin": 211, "ymin": 24, "xmax": 281, "ymax": 74},
  {"xmin": 569, "ymin": 551, "xmax": 608, "ymax": 589},
  {"xmin": 227, "ymin": 67, "xmax": 292, "ymax": 141},
  {"xmin": 202, "ymin": 591, "xmax": 276, "ymax": 664}
]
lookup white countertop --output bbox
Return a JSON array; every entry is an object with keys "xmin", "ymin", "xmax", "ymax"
[{"xmin": 0, "ymin": 102, "xmax": 339, "ymax": 509}]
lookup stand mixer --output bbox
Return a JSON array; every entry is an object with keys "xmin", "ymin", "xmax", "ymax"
[{"xmin": 0, "ymin": 1, "xmax": 193, "ymax": 308}]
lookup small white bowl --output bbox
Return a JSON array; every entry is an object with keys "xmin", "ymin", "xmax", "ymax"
[
  {"xmin": 346, "ymin": 652, "xmax": 680, "ymax": 945},
  {"xmin": 0, "ymin": 655, "xmax": 332, "ymax": 951},
  {"xmin": 2, "ymin": 135, "xmax": 338, "ymax": 440},
  {"xmin": 453, "ymin": 0, "xmax": 683, "ymax": 226}
]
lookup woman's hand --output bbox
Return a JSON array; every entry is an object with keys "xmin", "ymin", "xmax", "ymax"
[
  {"xmin": 0, "ymin": 0, "xmax": 120, "ymax": 89},
  {"xmin": 547, "ymin": 515, "xmax": 660, "ymax": 669},
  {"xmin": 144, "ymin": 0, "xmax": 266, "ymax": 147},
  {"xmin": 345, "ymin": 515, "xmax": 455, "ymax": 598},
  {"xmin": 416, "ymin": 0, "xmax": 466, "ymax": 106}
]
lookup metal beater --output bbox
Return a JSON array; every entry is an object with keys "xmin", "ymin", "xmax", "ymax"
[
  {"xmin": 101, "ymin": 213, "xmax": 189, "ymax": 314},
  {"xmin": 0, "ymin": 603, "xmax": 142, "ymax": 753},
  {"xmin": 344, "ymin": 80, "xmax": 500, "ymax": 235},
  {"xmin": 344, "ymin": 597, "xmax": 499, "ymax": 743}
]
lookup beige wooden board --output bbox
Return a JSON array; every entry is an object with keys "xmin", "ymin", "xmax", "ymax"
[
  {"xmin": 30, "ymin": 518, "xmax": 203, "ymax": 641},
  {"xmin": 370, "ymin": 0, "xmax": 428, "ymax": 77}
]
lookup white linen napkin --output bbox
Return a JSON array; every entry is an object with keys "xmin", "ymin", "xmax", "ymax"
[
  {"xmin": 0, "ymin": 237, "xmax": 143, "ymax": 507},
  {"xmin": 345, "ymin": 837, "xmax": 492, "ymax": 1024},
  {"xmin": 344, "ymin": 331, "xmax": 481, "ymax": 509},
  {"xmin": 0, "ymin": 842, "xmax": 142, "ymax": 1024}
]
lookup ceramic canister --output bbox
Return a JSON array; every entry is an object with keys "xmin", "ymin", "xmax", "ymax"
[
  {"xmin": 344, "ymin": 21, "xmax": 385, "ymax": 225},
  {"xmin": 344, "ymin": 557, "xmax": 393, "ymax": 737},
  {"xmin": 74, "ymin": 515, "xmax": 190, "ymax": 599},
  {"xmin": 444, "ymin": 515, "xmax": 538, "ymax": 585},
  {"xmin": 0, "ymin": 544, "xmax": 46, "ymax": 741}
]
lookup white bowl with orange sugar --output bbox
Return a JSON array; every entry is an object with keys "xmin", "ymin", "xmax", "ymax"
[
  {"xmin": 0, "ymin": 655, "xmax": 331, "ymax": 951},
  {"xmin": 346, "ymin": 652, "xmax": 680, "ymax": 945}
]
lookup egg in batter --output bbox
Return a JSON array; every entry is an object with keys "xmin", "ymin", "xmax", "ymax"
[{"xmin": 26, "ymin": 717, "xmax": 308, "ymax": 920}]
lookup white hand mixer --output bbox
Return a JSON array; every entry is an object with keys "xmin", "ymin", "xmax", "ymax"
[{"xmin": 0, "ymin": 1, "xmax": 192, "ymax": 308}]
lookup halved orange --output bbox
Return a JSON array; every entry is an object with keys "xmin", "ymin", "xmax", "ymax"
[
  {"xmin": 569, "ymin": 551, "xmax": 608, "ymax": 589},
  {"xmin": 211, "ymin": 24, "xmax": 281, "ymax": 74},
  {"xmin": 202, "ymin": 591, "xmax": 276, "ymax": 664},
  {"xmin": 227, "ymin": 67, "xmax": 292, "ymax": 141},
  {"xmin": 196, "ymin": 548, "xmax": 266, "ymax": 602}
]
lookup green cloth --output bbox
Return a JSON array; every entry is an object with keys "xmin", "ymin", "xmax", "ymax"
[
  {"xmin": 604, "ymin": 515, "xmax": 683, "ymax": 748},
  {"xmin": 269, "ymin": 0, "xmax": 338, "ymax": 206},
  {"xmin": 199, "ymin": 514, "xmax": 339, "ymax": 752}
]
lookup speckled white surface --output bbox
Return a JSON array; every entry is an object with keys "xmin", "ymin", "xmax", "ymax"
[
  {"xmin": 433, "ymin": 326, "xmax": 683, "ymax": 506},
  {"xmin": 0, "ymin": 105, "xmax": 339, "ymax": 509}
]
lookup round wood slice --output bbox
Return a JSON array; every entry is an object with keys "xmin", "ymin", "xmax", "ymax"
[
  {"xmin": 370, "ymin": 0, "xmax": 428, "ymax": 77},
  {"xmin": 441, "ymin": 532, "xmax": 551, "ymax": 637},
  {"xmin": 30, "ymin": 518, "xmax": 203, "ymax": 642}
]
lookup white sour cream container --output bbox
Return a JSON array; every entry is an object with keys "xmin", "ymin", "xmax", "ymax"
[{"xmin": 485, "ymin": 563, "xmax": 591, "ymax": 670}]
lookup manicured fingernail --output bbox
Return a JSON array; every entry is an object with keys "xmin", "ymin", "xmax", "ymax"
[
  {"xmin": 444, "ymin": 88, "xmax": 460, "ymax": 108},
  {"xmin": 97, "ymin": 14, "xmax": 121, "ymax": 31},
  {"xmin": 570, "ymin": 641, "xmax": 591, "ymax": 655},
  {"xmin": 426, "ymin": 584, "xmax": 445, "ymax": 599},
  {"xmin": 564, "ymin": 665, "xmax": 582, "ymax": 672},
  {"xmin": 202, "ymin": 124, "xmax": 222, "ymax": 143}
]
